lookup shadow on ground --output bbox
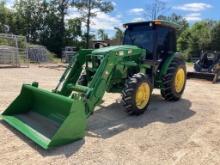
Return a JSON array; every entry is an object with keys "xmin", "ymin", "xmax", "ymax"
[
  {"xmin": 0, "ymin": 94, "xmax": 195, "ymax": 158},
  {"xmin": 0, "ymin": 66, "xmax": 28, "ymax": 69},
  {"xmin": 87, "ymin": 95, "xmax": 194, "ymax": 139},
  {"xmin": 38, "ymin": 65, "xmax": 67, "ymax": 71}
]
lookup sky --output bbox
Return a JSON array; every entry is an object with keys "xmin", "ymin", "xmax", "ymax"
[{"xmin": 5, "ymin": 0, "xmax": 220, "ymax": 37}]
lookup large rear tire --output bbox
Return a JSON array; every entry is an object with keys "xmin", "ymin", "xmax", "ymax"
[
  {"xmin": 161, "ymin": 58, "xmax": 186, "ymax": 101},
  {"xmin": 122, "ymin": 73, "xmax": 152, "ymax": 115}
]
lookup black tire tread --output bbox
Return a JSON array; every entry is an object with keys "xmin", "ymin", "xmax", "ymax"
[
  {"xmin": 161, "ymin": 58, "xmax": 186, "ymax": 101},
  {"xmin": 122, "ymin": 73, "xmax": 152, "ymax": 115}
]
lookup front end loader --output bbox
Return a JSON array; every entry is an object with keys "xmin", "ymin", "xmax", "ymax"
[{"xmin": 1, "ymin": 20, "xmax": 187, "ymax": 149}]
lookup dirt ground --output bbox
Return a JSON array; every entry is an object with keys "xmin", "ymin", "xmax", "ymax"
[{"xmin": 0, "ymin": 64, "xmax": 220, "ymax": 165}]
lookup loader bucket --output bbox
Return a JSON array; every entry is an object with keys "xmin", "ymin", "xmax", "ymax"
[
  {"xmin": 1, "ymin": 84, "xmax": 86, "ymax": 149},
  {"xmin": 187, "ymin": 72, "xmax": 215, "ymax": 81}
]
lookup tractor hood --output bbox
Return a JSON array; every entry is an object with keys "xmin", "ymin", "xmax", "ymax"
[{"xmin": 92, "ymin": 45, "xmax": 142, "ymax": 55}]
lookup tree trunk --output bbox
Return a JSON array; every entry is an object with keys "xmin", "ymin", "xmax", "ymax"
[
  {"xmin": 86, "ymin": 0, "xmax": 91, "ymax": 48},
  {"xmin": 60, "ymin": 0, "xmax": 66, "ymax": 53}
]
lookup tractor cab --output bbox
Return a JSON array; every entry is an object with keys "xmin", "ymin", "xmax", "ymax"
[{"xmin": 123, "ymin": 20, "xmax": 179, "ymax": 60}]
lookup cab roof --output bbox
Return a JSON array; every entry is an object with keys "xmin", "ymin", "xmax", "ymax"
[{"xmin": 123, "ymin": 20, "xmax": 181, "ymax": 30}]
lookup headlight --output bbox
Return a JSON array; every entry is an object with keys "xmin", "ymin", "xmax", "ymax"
[
  {"xmin": 118, "ymin": 51, "xmax": 124, "ymax": 56},
  {"xmin": 128, "ymin": 49, "xmax": 133, "ymax": 54}
]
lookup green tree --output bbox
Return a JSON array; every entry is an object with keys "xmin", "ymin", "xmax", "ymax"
[
  {"xmin": 97, "ymin": 29, "xmax": 108, "ymax": 40},
  {"xmin": 53, "ymin": 0, "xmax": 75, "ymax": 51},
  {"xmin": 39, "ymin": 0, "xmax": 75, "ymax": 55},
  {"xmin": 177, "ymin": 21, "xmax": 213, "ymax": 60},
  {"xmin": 190, "ymin": 21, "xmax": 212, "ymax": 52},
  {"xmin": 113, "ymin": 27, "xmax": 124, "ymax": 43},
  {"xmin": 210, "ymin": 22, "xmax": 220, "ymax": 51},
  {"xmin": 39, "ymin": 1, "xmax": 62, "ymax": 55},
  {"xmin": 65, "ymin": 18, "xmax": 82, "ymax": 46},
  {"xmin": 14, "ymin": 0, "xmax": 76, "ymax": 55},
  {"xmin": 0, "ymin": 1, "xmax": 16, "ymax": 33},
  {"xmin": 0, "ymin": 1, "xmax": 7, "ymax": 32},
  {"xmin": 14, "ymin": 0, "xmax": 45, "ymax": 42},
  {"xmin": 74, "ymin": 0, "xmax": 113, "ymax": 48},
  {"xmin": 177, "ymin": 28, "xmax": 191, "ymax": 52},
  {"xmin": 158, "ymin": 13, "xmax": 189, "ymax": 37}
]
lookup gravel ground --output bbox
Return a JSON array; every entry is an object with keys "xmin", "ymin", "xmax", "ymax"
[{"xmin": 0, "ymin": 64, "xmax": 220, "ymax": 165}]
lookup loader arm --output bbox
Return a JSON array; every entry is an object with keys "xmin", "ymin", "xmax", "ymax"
[
  {"xmin": 85, "ymin": 53, "xmax": 118, "ymax": 115},
  {"xmin": 55, "ymin": 49, "xmax": 93, "ymax": 96},
  {"xmin": 55, "ymin": 50, "xmax": 120, "ymax": 116}
]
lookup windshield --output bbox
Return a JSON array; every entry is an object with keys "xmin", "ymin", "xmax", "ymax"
[{"xmin": 123, "ymin": 25, "xmax": 155, "ymax": 53}]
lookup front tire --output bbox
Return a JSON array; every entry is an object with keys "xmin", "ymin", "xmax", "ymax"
[
  {"xmin": 122, "ymin": 73, "xmax": 152, "ymax": 115},
  {"xmin": 161, "ymin": 58, "xmax": 186, "ymax": 101}
]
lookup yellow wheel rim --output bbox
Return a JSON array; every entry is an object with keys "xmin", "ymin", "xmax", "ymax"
[
  {"xmin": 135, "ymin": 83, "xmax": 150, "ymax": 109},
  {"xmin": 175, "ymin": 68, "xmax": 185, "ymax": 93}
]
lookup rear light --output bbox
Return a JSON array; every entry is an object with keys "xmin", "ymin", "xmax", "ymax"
[{"xmin": 154, "ymin": 20, "xmax": 161, "ymax": 25}]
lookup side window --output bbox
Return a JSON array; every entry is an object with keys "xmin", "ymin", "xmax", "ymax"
[
  {"xmin": 169, "ymin": 29, "xmax": 176, "ymax": 53},
  {"xmin": 157, "ymin": 27, "xmax": 176, "ymax": 59},
  {"xmin": 157, "ymin": 27, "xmax": 169, "ymax": 57}
]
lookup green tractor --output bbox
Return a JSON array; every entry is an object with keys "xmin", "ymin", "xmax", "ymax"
[{"xmin": 1, "ymin": 20, "xmax": 186, "ymax": 149}]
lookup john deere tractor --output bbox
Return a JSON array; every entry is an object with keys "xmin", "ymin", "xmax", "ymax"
[{"xmin": 1, "ymin": 20, "xmax": 186, "ymax": 149}]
